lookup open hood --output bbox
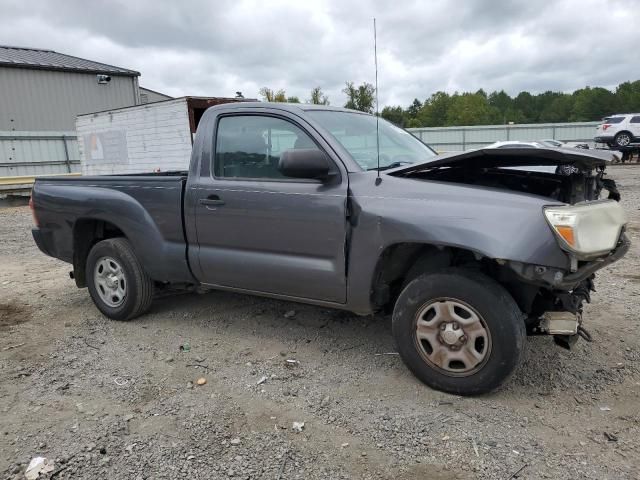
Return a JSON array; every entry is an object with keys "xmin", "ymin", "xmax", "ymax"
[{"xmin": 387, "ymin": 147, "xmax": 617, "ymax": 175}]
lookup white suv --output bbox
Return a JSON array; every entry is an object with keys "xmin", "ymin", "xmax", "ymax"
[{"xmin": 594, "ymin": 114, "xmax": 640, "ymax": 147}]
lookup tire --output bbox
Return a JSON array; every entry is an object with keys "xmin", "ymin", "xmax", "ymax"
[
  {"xmin": 86, "ymin": 238, "xmax": 154, "ymax": 321},
  {"xmin": 613, "ymin": 131, "xmax": 632, "ymax": 147},
  {"xmin": 392, "ymin": 268, "xmax": 526, "ymax": 395}
]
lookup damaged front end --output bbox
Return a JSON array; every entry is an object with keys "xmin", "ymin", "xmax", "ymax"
[
  {"xmin": 505, "ymin": 230, "xmax": 630, "ymax": 349},
  {"xmin": 389, "ymin": 146, "xmax": 629, "ymax": 349}
]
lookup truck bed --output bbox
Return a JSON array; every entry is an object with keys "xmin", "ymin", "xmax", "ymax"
[{"xmin": 31, "ymin": 173, "xmax": 193, "ymax": 284}]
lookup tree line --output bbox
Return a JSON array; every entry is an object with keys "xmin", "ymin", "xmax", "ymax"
[{"xmin": 259, "ymin": 80, "xmax": 640, "ymax": 127}]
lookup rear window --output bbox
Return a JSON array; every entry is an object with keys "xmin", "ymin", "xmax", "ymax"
[
  {"xmin": 630, "ymin": 116, "xmax": 640, "ymax": 124},
  {"xmin": 604, "ymin": 117, "xmax": 625, "ymax": 124}
]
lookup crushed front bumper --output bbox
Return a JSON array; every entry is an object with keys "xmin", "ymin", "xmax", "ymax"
[{"xmin": 507, "ymin": 233, "xmax": 630, "ymax": 291}]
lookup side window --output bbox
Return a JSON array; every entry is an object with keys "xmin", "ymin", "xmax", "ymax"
[
  {"xmin": 606, "ymin": 117, "xmax": 625, "ymax": 124},
  {"xmin": 630, "ymin": 116, "xmax": 640, "ymax": 124},
  {"xmin": 214, "ymin": 115, "xmax": 321, "ymax": 179}
]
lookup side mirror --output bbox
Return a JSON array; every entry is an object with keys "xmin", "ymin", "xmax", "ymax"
[{"xmin": 278, "ymin": 149, "xmax": 332, "ymax": 180}]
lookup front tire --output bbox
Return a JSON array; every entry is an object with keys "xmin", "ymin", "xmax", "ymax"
[
  {"xmin": 392, "ymin": 268, "xmax": 526, "ymax": 395},
  {"xmin": 86, "ymin": 238, "xmax": 154, "ymax": 321}
]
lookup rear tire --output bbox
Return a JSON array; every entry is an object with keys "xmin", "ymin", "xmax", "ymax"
[
  {"xmin": 613, "ymin": 131, "xmax": 632, "ymax": 147},
  {"xmin": 392, "ymin": 268, "xmax": 526, "ymax": 395},
  {"xmin": 86, "ymin": 238, "xmax": 154, "ymax": 320}
]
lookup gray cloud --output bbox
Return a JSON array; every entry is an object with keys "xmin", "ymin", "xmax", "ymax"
[{"xmin": 1, "ymin": 0, "xmax": 638, "ymax": 107}]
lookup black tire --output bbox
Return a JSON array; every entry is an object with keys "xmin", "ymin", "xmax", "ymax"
[
  {"xmin": 392, "ymin": 268, "xmax": 526, "ymax": 395},
  {"xmin": 86, "ymin": 238, "xmax": 154, "ymax": 321},
  {"xmin": 613, "ymin": 131, "xmax": 632, "ymax": 148}
]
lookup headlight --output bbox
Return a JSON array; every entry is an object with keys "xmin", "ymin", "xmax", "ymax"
[{"xmin": 544, "ymin": 200, "xmax": 626, "ymax": 259}]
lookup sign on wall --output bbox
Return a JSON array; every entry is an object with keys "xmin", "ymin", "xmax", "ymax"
[{"xmin": 83, "ymin": 130, "xmax": 128, "ymax": 165}]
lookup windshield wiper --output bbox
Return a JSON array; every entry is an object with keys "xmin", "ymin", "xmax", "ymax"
[{"xmin": 367, "ymin": 161, "xmax": 413, "ymax": 171}]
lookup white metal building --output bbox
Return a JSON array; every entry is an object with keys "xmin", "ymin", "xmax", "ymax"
[
  {"xmin": 139, "ymin": 87, "xmax": 173, "ymax": 104},
  {"xmin": 0, "ymin": 45, "xmax": 142, "ymax": 131},
  {"xmin": 0, "ymin": 46, "xmax": 171, "ymax": 185}
]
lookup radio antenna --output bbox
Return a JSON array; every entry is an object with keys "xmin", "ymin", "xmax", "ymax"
[{"xmin": 373, "ymin": 17, "xmax": 382, "ymax": 185}]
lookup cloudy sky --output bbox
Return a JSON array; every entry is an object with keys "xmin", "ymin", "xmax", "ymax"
[{"xmin": 1, "ymin": 0, "xmax": 638, "ymax": 107}]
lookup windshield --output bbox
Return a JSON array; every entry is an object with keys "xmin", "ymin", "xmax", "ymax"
[{"xmin": 307, "ymin": 110, "xmax": 436, "ymax": 170}]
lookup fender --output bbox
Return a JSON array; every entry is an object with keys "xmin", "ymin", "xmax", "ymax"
[{"xmin": 344, "ymin": 173, "xmax": 570, "ymax": 313}]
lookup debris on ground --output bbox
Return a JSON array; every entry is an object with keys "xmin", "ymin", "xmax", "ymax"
[
  {"xmin": 179, "ymin": 342, "xmax": 191, "ymax": 352},
  {"xmin": 0, "ymin": 166, "xmax": 638, "ymax": 480},
  {"xmin": 257, "ymin": 375, "xmax": 268, "ymax": 385},
  {"xmin": 292, "ymin": 421, "xmax": 305, "ymax": 432},
  {"xmin": 283, "ymin": 310, "xmax": 296, "ymax": 319},
  {"xmin": 24, "ymin": 457, "xmax": 54, "ymax": 480},
  {"xmin": 196, "ymin": 377, "xmax": 207, "ymax": 386}
]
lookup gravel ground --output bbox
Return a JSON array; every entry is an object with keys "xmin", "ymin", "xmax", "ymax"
[{"xmin": 1, "ymin": 166, "xmax": 639, "ymax": 479}]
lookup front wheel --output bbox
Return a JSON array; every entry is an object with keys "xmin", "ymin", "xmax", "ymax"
[
  {"xmin": 86, "ymin": 238, "xmax": 154, "ymax": 320},
  {"xmin": 392, "ymin": 269, "xmax": 526, "ymax": 395}
]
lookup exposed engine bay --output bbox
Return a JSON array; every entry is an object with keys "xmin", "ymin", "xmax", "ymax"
[
  {"xmin": 402, "ymin": 165, "xmax": 620, "ymax": 204},
  {"xmin": 388, "ymin": 146, "xmax": 622, "ymax": 204}
]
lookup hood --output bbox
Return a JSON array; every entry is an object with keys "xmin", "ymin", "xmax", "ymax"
[{"xmin": 387, "ymin": 147, "xmax": 616, "ymax": 175}]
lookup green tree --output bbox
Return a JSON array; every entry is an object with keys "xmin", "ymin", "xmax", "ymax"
[
  {"xmin": 513, "ymin": 91, "xmax": 537, "ymax": 123},
  {"xmin": 343, "ymin": 82, "xmax": 375, "ymax": 113},
  {"xmin": 417, "ymin": 91, "xmax": 452, "ymax": 126},
  {"xmin": 539, "ymin": 94, "xmax": 574, "ymax": 123},
  {"xmin": 259, "ymin": 87, "xmax": 287, "ymax": 102},
  {"xmin": 381, "ymin": 106, "xmax": 406, "ymax": 127},
  {"xmin": 308, "ymin": 87, "xmax": 330, "ymax": 105},
  {"xmin": 335, "ymin": 79, "xmax": 639, "ymax": 127},
  {"xmin": 445, "ymin": 92, "xmax": 495, "ymax": 126},
  {"xmin": 406, "ymin": 98, "xmax": 422, "ymax": 120},
  {"xmin": 570, "ymin": 87, "xmax": 616, "ymax": 121},
  {"xmin": 287, "ymin": 96, "xmax": 301, "ymax": 103},
  {"xmin": 615, "ymin": 80, "xmax": 640, "ymax": 112},
  {"xmin": 488, "ymin": 90, "xmax": 512, "ymax": 123}
]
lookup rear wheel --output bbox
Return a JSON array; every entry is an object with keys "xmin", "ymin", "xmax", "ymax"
[
  {"xmin": 614, "ymin": 131, "xmax": 632, "ymax": 147},
  {"xmin": 86, "ymin": 238, "xmax": 154, "ymax": 320},
  {"xmin": 392, "ymin": 268, "xmax": 526, "ymax": 395}
]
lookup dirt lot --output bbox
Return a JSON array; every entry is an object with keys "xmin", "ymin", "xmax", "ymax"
[{"xmin": 1, "ymin": 166, "xmax": 639, "ymax": 480}]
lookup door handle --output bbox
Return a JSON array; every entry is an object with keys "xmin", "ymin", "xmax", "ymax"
[{"xmin": 199, "ymin": 195, "xmax": 225, "ymax": 207}]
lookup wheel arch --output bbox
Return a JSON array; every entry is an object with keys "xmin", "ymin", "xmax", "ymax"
[
  {"xmin": 369, "ymin": 242, "xmax": 540, "ymax": 315},
  {"xmin": 72, "ymin": 218, "xmax": 127, "ymax": 287}
]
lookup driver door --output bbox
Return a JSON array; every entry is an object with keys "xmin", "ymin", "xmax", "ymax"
[{"xmin": 191, "ymin": 113, "xmax": 348, "ymax": 303}]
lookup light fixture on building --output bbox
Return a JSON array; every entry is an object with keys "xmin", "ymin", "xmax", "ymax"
[{"xmin": 97, "ymin": 74, "xmax": 111, "ymax": 84}]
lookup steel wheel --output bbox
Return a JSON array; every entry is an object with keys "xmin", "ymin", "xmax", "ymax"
[
  {"xmin": 93, "ymin": 256, "xmax": 127, "ymax": 308},
  {"xmin": 413, "ymin": 298, "xmax": 492, "ymax": 377}
]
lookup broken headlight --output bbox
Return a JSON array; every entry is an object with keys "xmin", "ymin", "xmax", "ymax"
[{"xmin": 544, "ymin": 200, "xmax": 626, "ymax": 259}]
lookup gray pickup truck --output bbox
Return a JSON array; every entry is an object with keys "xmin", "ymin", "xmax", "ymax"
[{"xmin": 31, "ymin": 103, "xmax": 629, "ymax": 395}]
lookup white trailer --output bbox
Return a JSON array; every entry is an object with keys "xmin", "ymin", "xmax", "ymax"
[{"xmin": 76, "ymin": 96, "xmax": 248, "ymax": 175}]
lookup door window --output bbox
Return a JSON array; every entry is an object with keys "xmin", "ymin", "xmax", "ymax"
[{"xmin": 214, "ymin": 115, "xmax": 321, "ymax": 179}]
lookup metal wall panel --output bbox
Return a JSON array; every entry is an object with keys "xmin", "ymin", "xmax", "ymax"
[
  {"xmin": 0, "ymin": 66, "xmax": 137, "ymax": 131},
  {"xmin": 409, "ymin": 122, "xmax": 600, "ymax": 152},
  {"xmin": 0, "ymin": 131, "xmax": 79, "ymax": 177}
]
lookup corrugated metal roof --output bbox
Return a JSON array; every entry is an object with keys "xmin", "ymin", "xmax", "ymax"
[{"xmin": 0, "ymin": 45, "xmax": 140, "ymax": 76}]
